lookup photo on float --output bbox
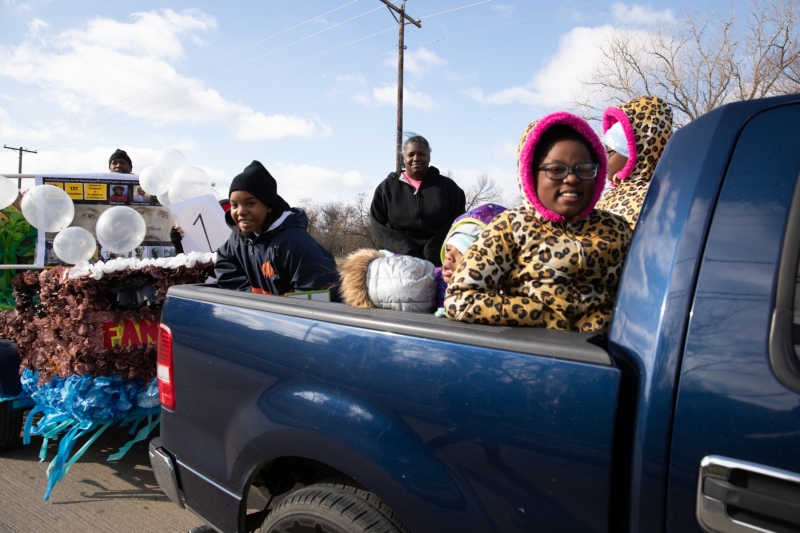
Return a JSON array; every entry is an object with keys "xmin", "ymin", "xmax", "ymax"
[{"xmin": 36, "ymin": 174, "xmax": 177, "ymax": 267}]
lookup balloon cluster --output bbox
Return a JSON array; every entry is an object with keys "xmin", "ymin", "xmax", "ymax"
[
  {"xmin": 17, "ymin": 147, "xmax": 215, "ymax": 265},
  {"xmin": 139, "ymin": 148, "xmax": 219, "ymax": 206},
  {"xmin": 20, "ymin": 185, "xmax": 147, "ymax": 263}
]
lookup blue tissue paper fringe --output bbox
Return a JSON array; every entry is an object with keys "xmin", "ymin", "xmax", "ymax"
[{"xmin": 18, "ymin": 369, "xmax": 161, "ymax": 500}]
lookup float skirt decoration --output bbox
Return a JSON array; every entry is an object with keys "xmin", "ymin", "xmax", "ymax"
[{"xmin": 0, "ymin": 252, "xmax": 214, "ymax": 499}]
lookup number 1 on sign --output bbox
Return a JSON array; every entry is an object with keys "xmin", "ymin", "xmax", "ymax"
[{"xmin": 193, "ymin": 213, "xmax": 213, "ymax": 252}]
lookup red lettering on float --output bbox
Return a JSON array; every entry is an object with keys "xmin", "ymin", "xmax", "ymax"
[
  {"xmin": 101, "ymin": 320, "xmax": 160, "ymax": 348},
  {"xmin": 138, "ymin": 319, "xmax": 159, "ymax": 344},
  {"xmin": 102, "ymin": 322, "xmax": 120, "ymax": 349},
  {"xmin": 120, "ymin": 321, "xmax": 140, "ymax": 346}
]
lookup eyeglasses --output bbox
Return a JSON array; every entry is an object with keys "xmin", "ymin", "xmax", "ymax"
[{"xmin": 538, "ymin": 163, "xmax": 599, "ymax": 180}]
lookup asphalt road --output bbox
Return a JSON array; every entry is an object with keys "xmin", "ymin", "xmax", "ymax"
[{"xmin": 0, "ymin": 422, "xmax": 204, "ymax": 533}]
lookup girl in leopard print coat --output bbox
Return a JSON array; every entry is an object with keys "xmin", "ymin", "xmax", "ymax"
[
  {"xmin": 596, "ymin": 96, "xmax": 673, "ymax": 228},
  {"xmin": 444, "ymin": 112, "xmax": 631, "ymax": 332}
]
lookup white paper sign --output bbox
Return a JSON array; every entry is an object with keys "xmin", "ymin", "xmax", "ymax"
[{"xmin": 168, "ymin": 194, "xmax": 230, "ymax": 253}]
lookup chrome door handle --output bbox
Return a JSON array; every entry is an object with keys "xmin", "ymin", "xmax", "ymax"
[{"xmin": 697, "ymin": 455, "xmax": 800, "ymax": 533}]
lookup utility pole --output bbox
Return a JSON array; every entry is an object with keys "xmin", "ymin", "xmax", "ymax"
[
  {"xmin": 4, "ymin": 145, "xmax": 37, "ymax": 189},
  {"xmin": 379, "ymin": 0, "xmax": 421, "ymax": 172}
]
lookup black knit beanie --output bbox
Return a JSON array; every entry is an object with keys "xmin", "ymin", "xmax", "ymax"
[
  {"xmin": 109, "ymin": 149, "xmax": 132, "ymax": 167},
  {"xmin": 229, "ymin": 161, "xmax": 288, "ymax": 208}
]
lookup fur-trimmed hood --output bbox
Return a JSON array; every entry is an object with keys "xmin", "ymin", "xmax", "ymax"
[
  {"xmin": 338, "ymin": 249, "xmax": 437, "ymax": 313},
  {"xmin": 603, "ymin": 96, "xmax": 673, "ymax": 186},
  {"xmin": 338, "ymin": 248, "xmax": 384, "ymax": 308},
  {"xmin": 516, "ymin": 111, "xmax": 607, "ymax": 223}
]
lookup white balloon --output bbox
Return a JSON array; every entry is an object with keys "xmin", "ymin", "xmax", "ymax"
[
  {"xmin": 210, "ymin": 188, "xmax": 222, "ymax": 201},
  {"xmin": 156, "ymin": 190, "xmax": 171, "ymax": 206},
  {"xmin": 53, "ymin": 227, "xmax": 96, "ymax": 264},
  {"xmin": 171, "ymin": 165, "xmax": 211, "ymax": 202},
  {"xmin": 138, "ymin": 166, "xmax": 172, "ymax": 196},
  {"xmin": 21, "ymin": 185, "xmax": 75, "ymax": 231},
  {"xmin": 95, "ymin": 206, "xmax": 146, "ymax": 253},
  {"xmin": 153, "ymin": 148, "xmax": 187, "ymax": 175},
  {"xmin": 168, "ymin": 188, "xmax": 181, "ymax": 205},
  {"xmin": 0, "ymin": 175, "xmax": 18, "ymax": 210}
]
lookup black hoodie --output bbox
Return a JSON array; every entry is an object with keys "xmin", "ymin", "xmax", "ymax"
[
  {"xmin": 370, "ymin": 166, "xmax": 465, "ymax": 266},
  {"xmin": 215, "ymin": 208, "xmax": 338, "ymax": 296}
]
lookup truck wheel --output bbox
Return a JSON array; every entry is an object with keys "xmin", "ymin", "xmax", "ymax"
[
  {"xmin": 259, "ymin": 480, "xmax": 409, "ymax": 533},
  {"xmin": 0, "ymin": 401, "xmax": 23, "ymax": 452}
]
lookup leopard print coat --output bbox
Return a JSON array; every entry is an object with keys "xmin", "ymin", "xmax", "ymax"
[
  {"xmin": 596, "ymin": 96, "xmax": 673, "ymax": 228},
  {"xmin": 444, "ymin": 112, "xmax": 632, "ymax": 332}
]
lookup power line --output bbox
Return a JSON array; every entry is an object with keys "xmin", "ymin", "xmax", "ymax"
[
  {"xmin": 1, "ymin": 1, "xmax": 605, "ymax": 159},
  {"xmin": 3, "ymin": 146, "xmax": 37, "ymax": 187},
  {"xmin": 30, "ymin": 26, "xmax": 400, "ymax": 152},
  {"xmin": 8, "ymin": 0, "xmax": 363, "ymax": 146},
  {"xmin": 415, "ymin": 0, "xmax": 607, "ymax": 46},
  {"xmin": 17, "ymin": 4, "xmax": 386, "ymax": 151},
  {"xmin": 420, "ymin": 0, "xmax": 493, "ymax": 20},
  {"xmin": 379, "ymin": 0, "xmax": 422, "ymax": 172}
]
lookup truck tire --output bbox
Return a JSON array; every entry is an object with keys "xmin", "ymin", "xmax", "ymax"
[
  {"xmin": 0, "ymin": 401, "xmax": 23, "ymax": 452},
  {"xmin": 259, "ymin": 480, "xmax": 409, "ymax": 533}
]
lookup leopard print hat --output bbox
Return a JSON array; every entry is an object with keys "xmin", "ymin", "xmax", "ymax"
[
  {"xmin": 602, "ymin": 96, "xmax": 673, "ymax": 186},
  {"xmin": 517, "ymin": 111, "xmax": 607, "ymax": 223}
]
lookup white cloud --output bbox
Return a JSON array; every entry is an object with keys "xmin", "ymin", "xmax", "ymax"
[
  {"xmin": 611, "ymin": 2, "xmax": 674, "ymax": 25},
  {"xmin": 465, "ymin": 25, "xmax": 648, "ymax": 110},
  {"xmin": 27, "ymin": 18, "xmax": 50, "ymax": 37},
  {"xmin": 4, "ymin": 0, "xmax": 31, "ymax": 13},
  {"xmin": 491, "ymin": 5, "xmax": 516, "ymax": 18},
  {"xmin": 235, "ymin": 113, "xmax": 330, "ymax": 141},
  {"xmin": 0, "ymin": 10, "xmax": 330, "ymax": 144},
  {"xmin": 354, "ymin": 85, "xmax": 437, "ymax": 110},
  {"xmin": 464, "ymin": 87, "xmax": 539, "ymax": 107},
  {"xmin": 397, "ymin": 47, "xmax": 446, "ymax": 77},
  {"xmin": 0, "ymin": 143, "xmax": 209, "ymax": 176},
  {"xmin": 270, "ymin": 162, "xmax": 368, "ymax": 205}
]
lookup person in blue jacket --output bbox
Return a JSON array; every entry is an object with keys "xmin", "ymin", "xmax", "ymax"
[{"xmin": 214, "ymin": 160, "xmax": 338, "ymax": 297}]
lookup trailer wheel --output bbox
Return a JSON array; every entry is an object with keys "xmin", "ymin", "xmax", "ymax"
[
  {"xmin": 259, "ymin": 480, "xmax": 409, "ymax": 533},
  {"xmin": 0, "ymin": 401, "xmax": 23, "ymax": 452}
]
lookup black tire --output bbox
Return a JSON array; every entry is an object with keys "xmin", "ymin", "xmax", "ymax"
[
  {"xmin": 0, "ymin": 401, "xmax": 23, "ymax": 452},
  {"xmin": 259, "ymin": 480, "xmax": 410, "ymax": 533}
]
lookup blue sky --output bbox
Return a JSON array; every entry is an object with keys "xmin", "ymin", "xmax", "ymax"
[{"xmin": 0, "ymin": 0, "xmax": 716, "ymax": 206}]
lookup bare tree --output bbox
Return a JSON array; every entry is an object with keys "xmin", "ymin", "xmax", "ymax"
[
  {"xmin": 350, "ymin": 192, "xmax": 379, "ymax": 249},
  {"xmin": 465, "ymin": 174, "xmax": 504, "ymax": 210},
  {"xmin": 298, "ymin": 194, "xmax": 379, "ymax": 258},
  {"xmin": 575, "ymin": 0, "xmax": 800, "ymax": 126}
]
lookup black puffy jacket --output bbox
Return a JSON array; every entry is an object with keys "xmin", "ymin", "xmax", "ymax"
[
  {"xmin": 370, "ymin": 166, "xmax": 465, "ymax": 266},
  {"xmin": 215, "ymin": 208, "xmax": 338, "ymax": 297}
]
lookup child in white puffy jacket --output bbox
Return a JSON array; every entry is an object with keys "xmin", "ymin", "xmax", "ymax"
[{"xmin": 337, "ymin": 204, "xmax": 506, "ymax": 313}]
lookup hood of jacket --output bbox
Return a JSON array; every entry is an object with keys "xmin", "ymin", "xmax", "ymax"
[
  {"xmin": 337, "ymin": 248, "xmax": 436, "ymax": 313},
  {"xmin": 603, "ymin": 96, "xmax": 673, "ymax": 187},
  {"xmin": 439, "ymin": 203, "xmax": 507, "ymax": 264},
  {"xmin": 517, "ymin": 111, "xmax": 607, "ymax": 223}
]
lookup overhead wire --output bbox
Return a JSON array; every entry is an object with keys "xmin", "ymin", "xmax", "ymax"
[
  {"xmin": 7, "ymin": 0, "xmax": 362, "ymax": 146},
  {"xmin": 2, "ymin": 0, "xmax": 606, "ymax": 160},
  {"xmin": 20, "ymin": 4, "xmax": 386, "ymax": 151},
  {"xmin": 31, "ymin": 26, "xmax": 399, "ymax": 151},
  {"xmin": 415, "ymin": 0, "xmax": 607, "ymax": 46}
]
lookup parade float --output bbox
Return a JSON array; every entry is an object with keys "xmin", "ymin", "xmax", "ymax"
[{"xmin": 0, "ymin": 148, "xmax": 222, "ymax": 499}]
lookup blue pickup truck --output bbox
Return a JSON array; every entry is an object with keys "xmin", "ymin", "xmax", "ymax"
[{"xmin": 150, "ymin": 93, "xmax": 800, "ymax": 533}]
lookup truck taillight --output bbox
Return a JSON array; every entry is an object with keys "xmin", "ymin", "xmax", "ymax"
[{"xmin": 157, "ymin": 323, "xmax": 175, "ymax": 410}]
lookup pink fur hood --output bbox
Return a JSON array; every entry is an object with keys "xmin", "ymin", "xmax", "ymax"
[{"xmin": 516, "ymin": 111, "xmax": 607, "ymax": 223}]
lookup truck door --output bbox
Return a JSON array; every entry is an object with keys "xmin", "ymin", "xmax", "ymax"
[{"xmin": 667, "ymin": 103, "xmax": 800, "ymax": 533}]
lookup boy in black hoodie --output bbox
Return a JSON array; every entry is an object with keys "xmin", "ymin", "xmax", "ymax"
[{"xmin": 214, "ymin": 161, "xmax": 338, "ymax": 296}]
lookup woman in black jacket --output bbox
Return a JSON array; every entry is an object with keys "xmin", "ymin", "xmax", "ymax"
[{"xmin": 370, "ymin": 135, "xmax": 466, "ymax": 266}]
